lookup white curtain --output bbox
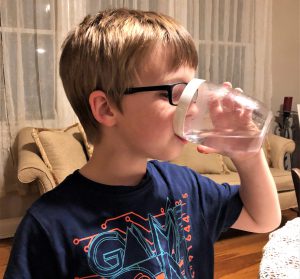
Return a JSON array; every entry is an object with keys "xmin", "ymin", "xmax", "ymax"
[
  {"xmin": 0, "ymin": 0, "xmax": 78, "ymax": 197},
  {"xmin": 0, "ymin": 0, "xmax": 272, "ymax": 198}
]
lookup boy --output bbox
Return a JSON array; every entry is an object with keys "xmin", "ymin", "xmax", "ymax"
[{"xmin": 5, "ymin": 8, "xmax": 281, "ymax": 279}]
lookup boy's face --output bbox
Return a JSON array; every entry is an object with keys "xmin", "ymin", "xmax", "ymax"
[{"xmin": 114, "ymin": 48, "xmax": 196, "ymax": 161}]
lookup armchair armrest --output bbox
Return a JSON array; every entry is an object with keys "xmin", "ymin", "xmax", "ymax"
[
  {"xmin": 268, "ymin": 134, "xmax": 295, "ymax": 169},
  {"xmin": 17, "ymin": 127, "xmax": 56, "ymax": 194}
]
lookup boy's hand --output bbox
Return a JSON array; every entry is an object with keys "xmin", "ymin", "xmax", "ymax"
[
  {"xmin": 197, "ymin": 82, "xmax": 260, "ymax": 160},
  {"xmin": 209, "ymin": 83, "xmax": 258, "ymax": 134},
  {"xmin": 197, "ymin": 83, "xmax": 281, "ymax": 233}
]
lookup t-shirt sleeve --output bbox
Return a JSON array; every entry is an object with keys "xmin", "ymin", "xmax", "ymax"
[
  {"xmin": 194, "ymin": 173, "xmax": 243, "ymax": 242},
  {"xmin": 4, "ymin": 212, "xmax": 60, "ymax": 279}
]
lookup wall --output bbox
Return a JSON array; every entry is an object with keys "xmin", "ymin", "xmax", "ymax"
[
  {"xmin": 272, "ymin": 0, "xmax": 300, "ymax": 113},
  {"xmin": 272, "ymin": 0, "xmax": 300, "ymax": 168}
]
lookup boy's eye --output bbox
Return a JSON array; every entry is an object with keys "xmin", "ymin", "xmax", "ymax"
[
  {"xmin": 159, "ymin": 92, "xmax": 169, "ymax": 99},
  {"xmin": 172, "ymin": 84, "xmax": 186, "ymax": 104}
]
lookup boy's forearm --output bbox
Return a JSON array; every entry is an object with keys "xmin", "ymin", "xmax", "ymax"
[{"xmin": 232, "ymin": 150, "xmax": 281, "ymax": 232}]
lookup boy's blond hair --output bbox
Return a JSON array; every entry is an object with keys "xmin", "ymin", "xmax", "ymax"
[{"xmin": 59, "ymin": 8, "xmax": 198, "ymax": 143}]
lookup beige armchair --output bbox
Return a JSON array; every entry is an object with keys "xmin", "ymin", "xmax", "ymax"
[
  {"xmin": 17, "ymin": 124, "xmax": 298, "ymax": 211},
  {"xmin": 17, "ymin": 124, "xmax": 91, "ymax": 194}
]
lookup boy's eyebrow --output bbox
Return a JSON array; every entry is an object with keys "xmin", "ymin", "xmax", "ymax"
[
  {"xmin": 163, "ymin": 75, "xmax": 194, "ymax": 84},
  {"xmin": 158, "ymin": 76, "xmax": 191, "ymax": 83},
  {"xmin": 164, "ymin": 79, "xmax": 190, "ymax": 84}
]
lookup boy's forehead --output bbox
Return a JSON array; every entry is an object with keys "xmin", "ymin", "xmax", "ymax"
[{"xmin": 135, "ymin": 46, "xmax": 182, "ymax": 85}]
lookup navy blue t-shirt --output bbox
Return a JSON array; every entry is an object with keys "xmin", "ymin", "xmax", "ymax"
[{"xmin": 5, "ymin": 160, "xmax": 242, "ymax": 279}]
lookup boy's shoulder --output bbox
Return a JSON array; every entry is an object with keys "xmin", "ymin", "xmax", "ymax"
[
  {"xmin": 148, "ymin": 159, "xmax": 203, "ymax": 184},
  {"xmin": 28, "ymin": 171, "xmax": 79, "ymax": 213}
]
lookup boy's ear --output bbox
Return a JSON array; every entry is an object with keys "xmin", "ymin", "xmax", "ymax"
[{"xmin": 89, "ymin": 91, "xmax": 117, "ymax": 127}]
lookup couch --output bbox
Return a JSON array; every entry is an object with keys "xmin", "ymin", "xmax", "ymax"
[{"xmin": 17, "ymin": 123, "xmax": 299, "ymax": 211}]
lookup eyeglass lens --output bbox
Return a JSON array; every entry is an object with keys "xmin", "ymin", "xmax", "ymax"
[{"xmin": 172, "ymin": 84, "xmax": 198, "ymax": 105}]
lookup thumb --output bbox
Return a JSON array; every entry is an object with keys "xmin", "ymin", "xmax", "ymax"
[{"xmin": 197, "ymin": 144, "xmax": 220, "ymax": 154}]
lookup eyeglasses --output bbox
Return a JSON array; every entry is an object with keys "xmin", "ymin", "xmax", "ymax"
[{"xmin": 124, "ymin": 82, "xmax": 191, "ymax": 106}]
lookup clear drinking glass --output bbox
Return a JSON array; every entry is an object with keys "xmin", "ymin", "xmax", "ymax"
[{"xmin": 173, "ymin": 78, "xmax": 273, "ymax": 154}]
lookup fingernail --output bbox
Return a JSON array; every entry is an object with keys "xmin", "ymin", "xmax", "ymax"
[{"xmin": 223, "ymin": 82, "xmax": 232, "ymax": 88}]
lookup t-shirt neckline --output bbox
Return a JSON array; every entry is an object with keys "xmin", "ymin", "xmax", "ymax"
[{"xmin": 72, "ymin": 162, "xmax": 155, "ymax": 196}]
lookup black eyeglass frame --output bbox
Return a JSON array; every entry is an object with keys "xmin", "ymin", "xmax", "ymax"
[{"xmin": 123, "ymin": 82, "xmax": 188, "ymax": 106}]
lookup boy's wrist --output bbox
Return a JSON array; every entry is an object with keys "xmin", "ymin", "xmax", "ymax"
[{"xmin": 230, "ymin": 149, "xmax": 266, "ymax": 169}]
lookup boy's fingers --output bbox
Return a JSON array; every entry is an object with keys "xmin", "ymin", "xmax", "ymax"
[
  {"xmin": 222, "ymin": 94, "xmax": 235, "ymax": 112},
  {"xmin": 209, "ymin": 97, "xmax": 223, "ymax": 118}
]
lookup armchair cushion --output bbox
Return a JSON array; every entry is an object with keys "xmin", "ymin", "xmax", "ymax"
[
  {"xmin": 270, "ymin": 168, "xmax": 295, "ymax": 192},
  {"xmin": 203, "ymin": 169, "xmax": 293, "ymax": 192},
  {"xmin": 31, "ymin": 123, "xmax": 88, "ymax": 185}
]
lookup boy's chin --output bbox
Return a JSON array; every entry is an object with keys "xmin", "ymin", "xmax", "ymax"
[
  {"xmin": 151, "ymin": 147, "xmax": 184, "ymax": 162},
  {"xmin": 147, "ymin": 136, "xmax": 187, "ymax": 161}
]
